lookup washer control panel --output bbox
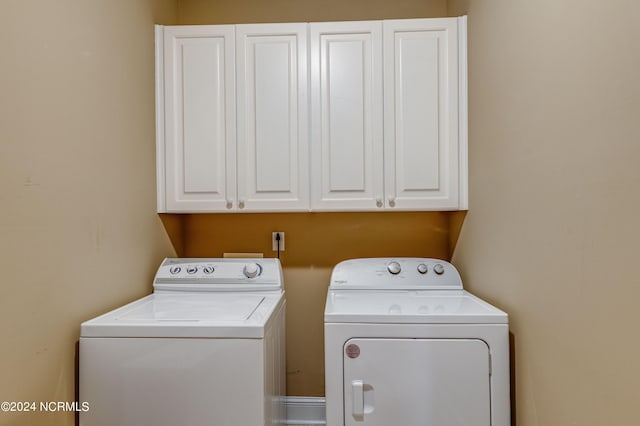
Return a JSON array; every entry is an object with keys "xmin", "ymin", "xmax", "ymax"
[
  {"xmin": 330, "ymin": 258, "xmax": 463, "ymax": 290},
  {"xmin": 153, "ymin": 258, "xmax": 282, "ymax": 292}
]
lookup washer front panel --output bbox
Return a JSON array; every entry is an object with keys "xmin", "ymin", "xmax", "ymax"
[
  {"xmin": 80, "ymin": 337, "xmax": 264, "ymax": 426},
  {"xmin": 80, "ymin": 299, "xmax": 286, "ymax": 426}
]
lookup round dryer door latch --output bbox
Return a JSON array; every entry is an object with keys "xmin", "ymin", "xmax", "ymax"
[{"xmin": 345, "ymin": 344, "xmax": 361, "ymax": 359}]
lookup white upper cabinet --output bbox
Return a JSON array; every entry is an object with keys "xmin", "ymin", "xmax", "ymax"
[
  {"xmin": 158, "ymin": 25, "xmax": 236, "ymax": 212},
  {"xmin": 156, "ymin": 17, "xmax": 467, "ymax": 213},
  {"xmin": 311, "ymin": 17, "xmax": 467, "ymax": 211},
  {"xmin": 236, "ymin": 24, "xmax": 309, "ymax": 211},
  {"xmin": 384, "ymin": 17, "xmax": 467, "ymax": 210},
  {"xmin": 157, "ymin": 23, "xmax": 308, "ymax": 213},
  {"xmin": 310, "ymin": 21, "xmax": 384, "ymax": 211}
]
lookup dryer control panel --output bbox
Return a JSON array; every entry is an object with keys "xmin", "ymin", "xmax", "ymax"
[
  {"xmin": 153, "ymin": 258, "xmax": 283, "ymax": 292},
  {"xmin": 330, "ymin": 258, "xmax": 463, "ymax": 290}
]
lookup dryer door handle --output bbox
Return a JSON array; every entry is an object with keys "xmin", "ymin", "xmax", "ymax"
[{"xmin": 351, "ymin": 379, "xmax": 364, "ymax": 418}]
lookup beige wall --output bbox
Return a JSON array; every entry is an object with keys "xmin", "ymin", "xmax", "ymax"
[
  {"xmin": 176, "ymin": 212, "xmax": 454, "ymax": 395},
  {"xmin": 0, "ymin": 1, "xmax": 178, "ymax": 425},
  {"xmin": 178, "ymin": 0, "xmax": 447, "ymax": 24},
  {"xmin": 7, "ymin": 0, "xmax": 636, "ymax": 424},
  {"xmin": 448, "ymin": 0, "xmax": 640, "ymax": 425}
]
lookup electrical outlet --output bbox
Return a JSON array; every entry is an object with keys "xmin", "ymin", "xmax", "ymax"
[{"xmin": 272, "ymin": 232, "xmax": 285, "ymax": 252}]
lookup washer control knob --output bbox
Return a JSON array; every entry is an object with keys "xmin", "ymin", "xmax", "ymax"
[
  {"xmin": 243, "ymin": 262, "xmax": 261, "ymax": 278},
  {"xmin": 434, "ymin": 263, "xmax": 445, "ymax": 275},
  {"xmin": 417, "ymin": 263, "xmax": 428, "ymax": 274},
  {"xmin": 169, "ymin": 266, "xmax": 181, "ymax": 275},
  {"xmin": 186, "ymin": 266, "xmax": 198, "ymax": 274},
  {"xmin": 387, "ymin": 261, "xmax": 401, "ymax": 275},
  {"xmin": 203, "ymin": 265, "xmax": 215, "ymax": 274}
]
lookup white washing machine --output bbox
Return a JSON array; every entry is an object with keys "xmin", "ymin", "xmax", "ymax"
[
  {"xmin": 79, "ymin": 258, "xmax": 286, "ymax": 426},
  {"xmin": 324, "ymin": 258, "xmax": 509, "ymax": 426}
]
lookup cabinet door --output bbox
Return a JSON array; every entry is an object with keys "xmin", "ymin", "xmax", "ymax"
[
  {"xmin": 383, "ymin": 18, "xmax": 465, "ymax": 210},
  {"xmin": 160, "ymin": 26, "xmax": 236, "ymax": 212},
  {"xmin": 236, "ymin": 24, "xmax": 309, "ymax": 211},
  {"xmin": 343, "ymin": 338, "xmax": 491, "ymax": 426},
  {"xmin": 310, "ymin": 22, "xmax": 384, "ymax": 211}
]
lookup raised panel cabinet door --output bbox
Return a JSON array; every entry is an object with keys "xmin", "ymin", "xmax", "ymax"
[
  {"xmin": 383, "ymin": 17, "xmax": 467, "ymax": 210},
  {"xmin": 310, "ymin": 21, "xmax": 384, "ymax": 211},
  {"xmin": 343, "ymin": 338, "xmax": 491, "ymax": 426},
  {"xmin": 159, "ymin": 25, "xmax": 236, "ymax": 212},
  {"xmin": 236, "ymin": 23, "xmax": 309, "ymax": 211}
]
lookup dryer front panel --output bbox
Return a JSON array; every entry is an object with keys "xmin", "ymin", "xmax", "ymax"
[{"xmin": 343, "ymin": 338, "xmax": 491, "ymax": 426}]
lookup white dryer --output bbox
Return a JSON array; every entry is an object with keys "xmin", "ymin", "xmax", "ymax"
[
  {"xmin": 79, "ymin": 258, "xmax": 286, "ymax": 426},
  {"xmin": 324, "ymin": 258, "xmax": 509, "ymax": 426}
]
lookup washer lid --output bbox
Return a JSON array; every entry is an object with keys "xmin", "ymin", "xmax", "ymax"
[
  {"xmin": 81, "ymin": 292, "xmax": 284, "ymax": 338},
  {"xmin": 324, "ymin": 290, "xmax": 507, "ymax": 324}
]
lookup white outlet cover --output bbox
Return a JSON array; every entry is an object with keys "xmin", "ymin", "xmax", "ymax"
[{"xmin": 272, "ymin": 232, "xmax": 285, "ymax": 251}]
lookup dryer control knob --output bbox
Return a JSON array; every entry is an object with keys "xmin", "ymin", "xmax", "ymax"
[
  {"xmin": 387, "ymin": 261, "xmax": 401, "ymax": 275},
  {"xmin": 417, "ymin": 263, "xmax": 428, "ymax": 274},
  {"xmin": 433, "ymin": 263, "xmax": 445, "ymax": 275},
  {"xmin": 243, "ymin": 263, "xmax": 261, "ymax": 279}
]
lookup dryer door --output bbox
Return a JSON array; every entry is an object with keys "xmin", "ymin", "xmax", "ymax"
[{"xmin": 343, "ymin": 338, "xmax": 491, "ymax": 426}]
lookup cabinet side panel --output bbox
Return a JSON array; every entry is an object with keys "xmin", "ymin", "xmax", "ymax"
[
  {"xmin": 155, "ymin": 25, "xmax": 166, "ymax": 212},
  {"xmin": 457, "ymin": 16, "xmax": 468, "ymax": 210}
]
